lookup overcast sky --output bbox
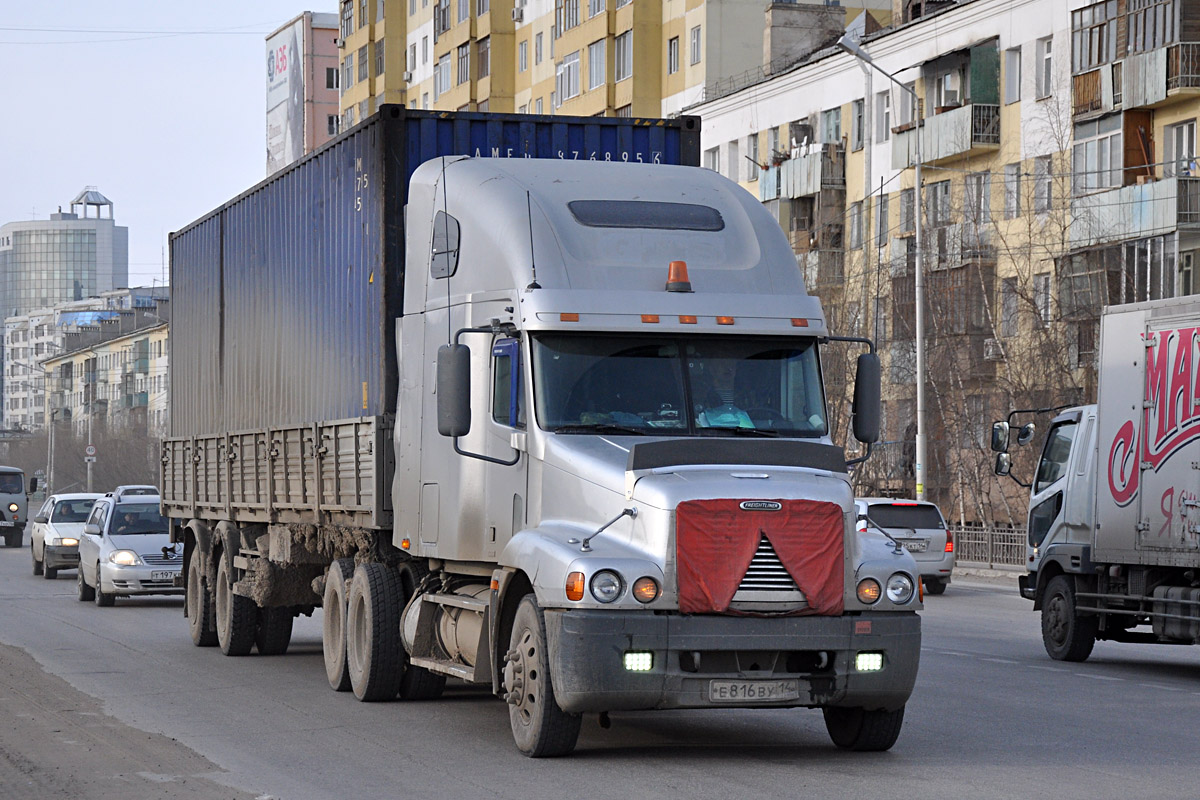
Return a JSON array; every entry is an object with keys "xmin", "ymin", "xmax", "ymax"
[{"xmin": 0, "ymin": 1, "xmax": 314, "ymax": 287}]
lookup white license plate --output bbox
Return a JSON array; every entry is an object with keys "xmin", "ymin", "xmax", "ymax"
[
  {"xmin": 709, "ymin": 679, "xmax": 800, "ymax": 703},
  {"xmin": 0, "ymin": 521, "xmax": 13, "ymax": 527},
  {"xmin": 900, "ymin": 539, "xmax": 928, "ymax": 553},
  {"xmin": 151, "ymin": 570, "xmax": 176, "ymax": 581}
]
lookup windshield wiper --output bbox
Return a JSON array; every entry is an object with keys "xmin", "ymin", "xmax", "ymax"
[
  {"xmin": 554, "ymin": 423, "xmax": 649, "ymax": 435},
  {"xmin": 699, "ymin": 426, "xmax": 780, "ymax": 437}
]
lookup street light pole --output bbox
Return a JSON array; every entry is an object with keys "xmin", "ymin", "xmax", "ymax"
[{"xmin": 837, "ymin": 34, "xmax": 928, "ymax": 501}]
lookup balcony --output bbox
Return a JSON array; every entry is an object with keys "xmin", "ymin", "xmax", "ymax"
[
  {"xmin": 1120, "ymin": 43, "xmax": 1200, "ymax": 109},
  {"xmin": 891, "ymin": 104, "xmax": 1000, "ymax": 168},
  {"xmin": 779, "ymin": 143, "xmax": 845, "ymax": 198},
  {"xmin": 1070, "ymin": 177, "xmax": 1200, "ymax": 248}
]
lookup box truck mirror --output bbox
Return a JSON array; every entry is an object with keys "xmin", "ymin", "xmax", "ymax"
[
  {"xmin": 431, "ymin": 211, "xmax": 461, "ymax": 278},
  {"xmin": 437, "ymin": 344, "xmax": 472, "ymax": 437},
  {"xmin": 994, "ymin": 452, "xmax": 1011, "ymax": 476},
  {"xmin": 28, "ymin": 476, "xmax": 38, "ymax": 493},
  {"xmin": 990, "ymin": 421, "xmax": 1009, "ymax": 452},
  {"xmin": 1017, "ymin": 423, "xmax": 1036, "ymax": 446},
  {"xmin": 852, "ymin": 352, "xmax": 880, "ymax": 444}
]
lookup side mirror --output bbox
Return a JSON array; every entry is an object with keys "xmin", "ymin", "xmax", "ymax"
[
  {"xmin": 33, "ymin": 515, "xmax": 49, "ymax": 524},
  {"xmin": 436, "ymin": 343, "xmax": 472, "ymax": 437},
  {"xmin": 83, "ymin": 522, "xmax": 101, "ymax": 536},
  {"xmin": 1017, "ymin": 422, "xmax": 1036, "ymax": 446},
  {"xmin": 994, "ymin": 452, "xmax": 1012, "ymax": 476},
  {"xmin": 28, "ymin": 477, "xmax": 38, "ymax": 493},
  {"xmin": 851, "ymin": 352, "xmax": 881, "ymax": 444},
  {"xmin": 990, "ymin": 421, "xmax": 1009, "ymax": 453}
]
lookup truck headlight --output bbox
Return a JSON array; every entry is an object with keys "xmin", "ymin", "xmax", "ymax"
[
  {"xmin": 109, "ymin": 549, "xmax": 141, "ymax": 566},
  {"xmin": 886, "ymin": 573, "xmax": 915, "ymax": 604},
  {"xmin": 7, "ymin": 503, "xmax": 17, "ymax": 513},
  {"xmin": 589, "ymin": 570, "xmax": 624, "ymax": 603},
  {"xmin": 856, "ymin": 578, "xmax": 881, "ymax": 604}
]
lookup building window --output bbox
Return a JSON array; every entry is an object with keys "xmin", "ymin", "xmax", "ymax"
[
  {"xmin": 411, "ymin": 0, "xmax": 416, "ymax": 15},
  {"xmin": 1004, "ymin": 47, "xmax": 1021, "ymax": 104},
  {"xmin": 328, "ymin": 115, "xmax": 340, "ymax": 136},
  {"xmin": 519, "ymin": 40, "xmax": 528, "ymax": 72},
  {"xmin": 1034, "ymin": 155, "xmax": 1053, "ymax": 213},
  {"xmin": 1073, "ymin": 115, "xmax": 1124, "ymax": 191},
  {"xmin": 478, "ymin": 37, "xmax": 490, "ymax": 79},
  {"xmin": 747, "ymin": 134, "xmax": 759, "ymax": 181},
  {"xmin": 588, "ymin": 0, "xmax": 604, "ymax": 17},
  {"xmin": 588, "ymin": 39, "xmax": 605, "ymax": 90},
  {"xmin": 667, "ymin": 36, "xmax": 679, "ymax": 75},
  {"xmin": 359, "ymin": 45, "xmax": 369, "ymax": 81},
  {"xmin": 876, "ymin": 90, "xmax": 891, "ymax": 142},
  {"xmin": 536, "ymin": 32, "xmax": 543, "ymax": 65},
  {"xmin": 849, "ymin": 202, "xmax": 863, "ymax": 249},
  {"xmin": 435, "ymin": 0, "xmax": 451, "ymax": 37},
  {"xmin": 327, "ymin": 67, "xmax": 339, "ymax": 89},
  {"xmin": 458, "ymin": 0, "xmax": 469, "ymax": 24},
  {"xmin": 434, "ymin": 53, "xmax": 451, "ymax": 97},
  {"xmin": 556, "ymin": 50, "xmax": 581, "ymax": 101},
  {"xmin": 615, "ymin": 30, "xmax": 632, "ymax": 81},
  {"xmin": 376, "ymin": 39, "xmax": 386, "ymax": 75},
  {"xmin": 725, "ymin": 140, "xmax": 739, "ymax": 182},
  {"xmin": 556, "ymin": 0, "xmax": 580, "ymax": 34},
  {"xmin": 851, "ymin": 99, "xmax": 864, "ymax": 151},
  {"xmin": 933, "ymin": 67, "xmax": 963, "ymax": 109},
  {"xmin": 928, "ymin": 180, "xmax": 951, "ymax": 227},
  {"xmin": 359, "ymin": 99, "xmax": 370, "ymax": 120},
  {"xmin": 821, "ymin": 108, "xmax": 841, "ymax": 144},
  {"xmin": 899, "ymin": 188, "xmax": 915, "ymax": 233},
  {"xmin": 689, "ymin": 25, "xmax": 701, "ymax": 65},
  {"xmin": 478, "ymin": 0, "xmax": 489, "ymax": 14},
  {"xmin": 409, "ymin": 43, "xmax": 417, "ymax": 71},
  {"xmin": 519, "ymin": 103, "xmax": 528, "ymax": 113},
  {"xmin": 965, "ymin": 171, "xmax": 991, "ymax": 225},
  {"xmin": 341, "ymin": 0, "xmax": 354, "ymax": 38},
  {"xmin": 1004, "ymin": 163, "xmax": 1022, "ymax": 218},
  {"xmin": 1165, "ymin": 119, "xmax": 1197, "ymax": 177},
  {"xmin": 423, "ymin": 91, "xmax": 430, "ymax": 108},
  {"xmin": 359, "ymin": 0, "xmax": 368, "ymax": 27},
  {"xmin": 705, "ymin": 147, "xmax": 719, "ymax": 172},
  {"xmin": 1034, "ymin": 272, "xmax": 1052, "ymax": 326},
  {"xmin": 615, "ymin": 0, "xmax": 630, "ymax": 7},
  {"xmin": 457, "ymin": 42, "xmax": 471, "ymax": 84},
  {"xmin": 875, "ymin": 193, "xmax": 889, "ymax": 248},
  {"xmin": 343, "ymin": 53, "xmax": 355, "ymax": 88},
  {"xmin": 1071, "ymin": 1, "xmax": 1117, "ymax": 72},
  {"xmin": 1036, "ymin": 36, "xmax": 1053, "ymax": 98},
  {"xmin": 422, "ymin": 35, "xmax": 429, "ymax": 63},
  {"xmin": 616, "ymin": 103, "xmax": 631, "ymax": 117},
  {"xmin": 536, "ymin": 97, "xmax": 543, "ymax": 114},
  {"xmin": 1127, "ymin": 0, "xmax": 1177, "ymax": 56},
  {"xmin": 1001, "ymin": 277, "xmax": 1018, "ymax": 336}
]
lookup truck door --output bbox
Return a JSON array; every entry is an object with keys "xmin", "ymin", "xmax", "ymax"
[
  {"xmin": 1028, "ymin": 418, "xmax": 1078, "ymax": 561},
  {"xmin": 483, "ymin": 336, "xmax": 527, "ymax": 559}
]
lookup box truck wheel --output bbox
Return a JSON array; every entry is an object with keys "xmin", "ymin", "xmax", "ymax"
[
  {"xmin": 323, "ymin": 558, "xmax": 355, "ymax": 691},
  {"xmin": 187, "ymin": 554, "xmax": 218, "ymax": 647},
  {"xmin": 1041, "ymin": 575, "xmax": 1096, "ymax": 662},
  {"xmin": 504, "ymin": 595, "xmax": 581, "ymax": 758},
  {"xmin": 346, "ymin": 563, "xmax": 403, "ymax": 701},
  {"xmin": 256, "ymin": 607, "xmax": 294, "ymax": 655},
  {"xmin": 823, "ymin": 705, "xmax": 905, "ymax": 751},
  {"xmin": 216, "ymin": 555, "xmax": 257, "ymax": 656}
]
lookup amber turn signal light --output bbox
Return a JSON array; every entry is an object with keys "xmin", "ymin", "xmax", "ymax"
[{"xmin": 566, "ymin": 571, "xmax": 585, "ymax": 601}]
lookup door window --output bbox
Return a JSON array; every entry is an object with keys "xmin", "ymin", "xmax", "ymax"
[{"xmin": 1035, "ymin": 421, "xmax": 1077, "ymax": 494}]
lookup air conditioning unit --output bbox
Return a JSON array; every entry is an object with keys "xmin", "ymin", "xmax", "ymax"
[
  {"xmin": 984, "ymin": 338, "xmax": 1006, "ymax": 362},
  {"xmin": 512, "ymin": 7, "xmax": 524, "ymax": 21},
  {"xmin": 403, "ymin": 71, "xmax": 413, "ymax": 82},
  {"xmin": 334, "ymin": 37, "xmax": 344, "ymax": 48}
]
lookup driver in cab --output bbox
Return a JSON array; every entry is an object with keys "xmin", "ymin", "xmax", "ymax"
[{"xmin": 694, "ymin": 348, "xmax": 755, "ymax": 429}]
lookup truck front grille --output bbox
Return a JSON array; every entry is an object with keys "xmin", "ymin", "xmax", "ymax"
[{"xmin": 737, "ymin": 536, "xmax": 799, "ymax": 592}]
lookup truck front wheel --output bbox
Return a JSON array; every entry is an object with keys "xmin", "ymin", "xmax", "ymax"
[
  {"xmin": 504, "ymin": 595, "xmax": 581, "ymax": 758},
  {"xmin": 823, "ymin": 705, "xmax": 905, "ymax": 751},
  {"xmin": 1041, "ymin": 575, "xmax": 1097, "ymax": 662}
]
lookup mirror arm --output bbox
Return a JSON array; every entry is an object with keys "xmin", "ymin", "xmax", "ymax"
[
  {"xmin": 451, "ymin": 321, "xmax": 523, "ymax": 467},
  {"xmin": 846, "ymin": 441, "xmax": 872, "ymax": 467},
  {"xmin": 1004, "ymin": 471, "xmax": 1032, "ymax": 489},
  {"xmin": 824, "ymin": 334, "xmax": 876, "ymax": 354}
]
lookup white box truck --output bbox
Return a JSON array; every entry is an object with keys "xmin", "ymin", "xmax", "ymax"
[
  {"xmin": 994, "ymin": 297, "xmax": 1200, "ymax": 661},
  {"xmin": 163, "ymin": 108, "xmax": 923, "ymax": 757}
]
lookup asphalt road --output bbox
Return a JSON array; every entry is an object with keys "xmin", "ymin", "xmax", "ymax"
[{"xmin": 0, "ymin": 541, "xmax": 1198, "ymax": 799}]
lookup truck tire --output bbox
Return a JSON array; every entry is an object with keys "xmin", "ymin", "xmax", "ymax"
[
  {"xmin": 322, "ymin": 558, "xmax": 355, "ymax": 691},
  {"xmin": 31, "ymin": 544, "xmax": 43, "ymax": 575},
  {"xmin": 923, "ymin": 577, "xmax": 947, "ymax": 595},
  {"xmin": 505, "ymin": 595, "xmax": 581, "ymax": 757},
  {"xmin": 187, "ymin": 555, "xmax": 218, "ymax": 647},
  {"xmin": 257, "ymin": 607, "xmax": 294, "ymax": 655},
  {"xmin": 77, "ymin": 563, "xmax": 95, "ymax": 602},
  {"xmin": 94, "ymin": 564, "xmax": 116, "ymax": 607},
  {"xmin": 1041, "ymin": 575, "xmax": 1097, "ymax": 662},
  {"xmin": 823, "ymin": 705, "xmax": 905, "ymax": 751},
  {"xmin": 396, "ymin": 562, "xmax": 446, "ymax": 701},
  {"xmin": 215, "ymin": 555, "xmax": 257, "ymax": 656},
  {"xmin": 346, "ymin": 563, "xmax": 403, "ymax": 701}
]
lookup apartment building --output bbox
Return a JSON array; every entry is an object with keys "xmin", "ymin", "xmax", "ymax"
[
  {"xmin": 335, "ymin": 0, "xmax": 889, "ymax": 124},
  {"xmin": 266, "ymin": 11, "xmax": 341, "ymax": 173}
]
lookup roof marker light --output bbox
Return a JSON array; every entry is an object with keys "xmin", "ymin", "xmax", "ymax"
[
  {"xmin": 716, "ymin": 316, "xmax": 735, "ymax": 326},
  {"xmin": 641, "ymin": 314, "xmax": 660, "ymax": 323},
  {"xmin": 679, "ymin": 315, "xmax": 697, "ymax": 324},
  {"xmin": 791, "ymin": 318, "xmax": 809, "ymax": 327},
  {"xmin": 560, "ymin": 312, "xmax": 579, "ymax": 322},
  {"xmin": 666, "ymin": 260, "xmax": 693, "ymax": 293}
]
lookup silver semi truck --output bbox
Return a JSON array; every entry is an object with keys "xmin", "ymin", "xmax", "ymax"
[
  {"xmin": 164, "ymin": 108, "xmax": 922, "ymax": 757},
  {"xmin": 994, "ymin": 297, "xmax": 1200, "ymax": 661}
]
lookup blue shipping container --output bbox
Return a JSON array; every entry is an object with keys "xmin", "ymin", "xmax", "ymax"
[{"xmin": 169, "ymin": 106, "xmax": 700, "ymax": 436}]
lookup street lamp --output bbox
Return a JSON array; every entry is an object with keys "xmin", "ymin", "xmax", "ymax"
[{"xmin": 837, "ymin": 33, "xmax": 928, "ymax": 502}]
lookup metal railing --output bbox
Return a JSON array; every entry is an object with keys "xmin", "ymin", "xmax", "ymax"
[
  {"xmin": 1178, "ymin": 177, "xmax": 1200, "ymax": 224},
  {"xmin": 951, "ymin": 524, "xmax": 1026, "ymax": 568},
  {"xmin": 1167, "ymin": 42, "xmax": 1200, "ymax": 90},
  {"xmin": 971, "ymin": 104, "xmax": 1001, "ymax": 145}
]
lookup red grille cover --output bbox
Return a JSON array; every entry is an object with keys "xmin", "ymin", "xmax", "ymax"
[{"xmin": 675, "ymin": 499, "xmax": 844, "ymax": 615}]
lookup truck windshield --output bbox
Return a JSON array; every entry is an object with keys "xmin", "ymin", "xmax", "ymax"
[
  {"xmin": 530, "ymin": 334, "xmax": 826, "ymax": 437},
  {"xmin": 1035, "ymin": 421, "xmax": 1076, "ymax": 494},
  {"xmin": 0, "ymin": 474, "xmax": 22, "ymax": 494}
]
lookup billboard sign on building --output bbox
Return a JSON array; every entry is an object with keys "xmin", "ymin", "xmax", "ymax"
[{"xmin": 267, "ymin": 18, "xmax": 306, "ymax": 174}]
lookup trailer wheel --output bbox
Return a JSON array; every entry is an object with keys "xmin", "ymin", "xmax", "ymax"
[
  {"xmin": 187, "ymin": 554, "xmax": 217, "ymax": 647},
  {"xmin": 322, "ymin": 558, "xmax": 355, "ymax": 691},
  {"xmin": 77, "ymin": 563, "xmax": 95, "ymax": 602},
  {"xmin": 823, "ymin": 705, "xmax": 905, "ymax": 751},
  {"xmin": 346, "ymin": 563, "xmax": 403, "ymax": 701},
  {"xmin": 505, "ymin": 595, "xmax": 581, "ymax": 757},
  {"xmin": 215, "ymin": 555, "xmax": 257, "ymax": 656},
  {"xmin": 256, "ymin": 607, "xmax": 294, "ymax": 655},
  {"xmin": 1041, "ymin": 575, "xmax": 1096, "ymax": 662}
]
